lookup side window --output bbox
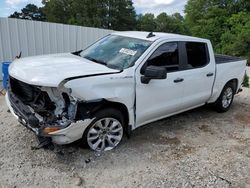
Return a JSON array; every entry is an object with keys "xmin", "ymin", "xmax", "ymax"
[
  {"xmin": 185, "ymin": 42, "xmax": 209, "ymax": 68},
  {"xmin": 147, "ymin": 42, "xmax": 179, "ymax": 72}
]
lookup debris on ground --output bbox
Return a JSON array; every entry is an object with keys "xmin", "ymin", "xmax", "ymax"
[{"xmin": 0, "ymin": 89, "xmax": 250, "ymax": 187}]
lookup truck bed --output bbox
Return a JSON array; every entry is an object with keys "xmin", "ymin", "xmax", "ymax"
[
  {"xmin": 209, "ymin": 54, "xmax": 246, "ymax": 103},
  {"xmin": 215, "ymin": 54, "xmax": 243, "ymax": 64}
]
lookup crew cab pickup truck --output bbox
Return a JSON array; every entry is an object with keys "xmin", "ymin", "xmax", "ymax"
[{"xmin": 6, "ymin": 32, "xmax": 246, "ymax": 152}]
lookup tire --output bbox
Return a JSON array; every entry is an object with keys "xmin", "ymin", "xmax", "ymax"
[
  {"xmin": 81, "ymin": 108, "xmax": 124, "ymax": 152},
  {"xmin": 214, "ymin": 82, "xmax": 235, "ymax": 113}
]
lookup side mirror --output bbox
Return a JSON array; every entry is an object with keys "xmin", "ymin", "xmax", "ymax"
[{"xmin": 141, "ymin": 66, "xmax": 167, "ymax": 84}]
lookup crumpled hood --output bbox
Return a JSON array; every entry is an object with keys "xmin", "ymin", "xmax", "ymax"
[{"xmin": 9, "ymin": 53, "xmax": 119, "ymax": 87}]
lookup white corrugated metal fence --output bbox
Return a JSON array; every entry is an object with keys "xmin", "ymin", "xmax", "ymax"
[{"xmin": 0, "ymin": 18, "xmax": 113, "ymax": 79}]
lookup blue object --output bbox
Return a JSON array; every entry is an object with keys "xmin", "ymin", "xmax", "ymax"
[{"xmin": 2, "ymin": 62, "xmax": 11, "ymax": 90}]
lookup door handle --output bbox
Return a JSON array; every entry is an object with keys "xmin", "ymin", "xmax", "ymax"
[
  {"xmin": 207, "ymin": 73, "xmax": 214, "ymax": 77},
  {"xmin": 174, "ymin": 78, "xmax": 184, "ymax": 83}
]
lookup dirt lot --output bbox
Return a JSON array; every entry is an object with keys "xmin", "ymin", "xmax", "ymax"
[{"xmin": 0, "ymin": 88, "xmax": 250, "ymax": 188}]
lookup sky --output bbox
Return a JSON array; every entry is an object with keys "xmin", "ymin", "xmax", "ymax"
[{"xmin": 0, "ymin": 0, "xmax": 188, "ymax": 17}]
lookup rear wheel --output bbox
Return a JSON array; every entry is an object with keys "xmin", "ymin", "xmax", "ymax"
[
  {"xmin": 82, "ymin": 108, "xmax": 124, "ymax": 152},
  {"xmin": 214, "ymin": 82, "xmax": 235, "ymax": 113}
]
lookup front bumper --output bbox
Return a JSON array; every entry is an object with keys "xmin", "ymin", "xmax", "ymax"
[
  {"xmin": 6, "ymin": 92, "xmax": 40, "ymax": 134},
  {"xmin": 48, "ymin": 119, "xmax": 93, "ymax": 144},
  {"xmin": 5, "ymin": 92, "xmax": 93, "ymax": 145}
]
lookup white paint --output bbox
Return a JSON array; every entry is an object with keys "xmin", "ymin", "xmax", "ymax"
[
  {"xmin": 6, "ymin": 31, "xmax": 247, "ymax": 146},
  {"xmin": 9, "ymin": 53, "xmax": 119, "ymax": 87},
  {"xmin": 49, "ymin": 119, "xmax": 94, "ymax": 145}
]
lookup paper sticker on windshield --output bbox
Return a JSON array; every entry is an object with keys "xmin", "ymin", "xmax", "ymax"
[{"xmin": 119, "ymin": 48, "xmax": 137, "ymax": 56}]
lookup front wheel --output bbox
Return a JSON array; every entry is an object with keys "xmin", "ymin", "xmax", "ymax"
[
  {"xmin": 214, "ymin": 82, "xmax": 235, "ymax": 113},
  {"xmin": 82, "ymin": 108, "xmax": 124, "ymax": 152}
]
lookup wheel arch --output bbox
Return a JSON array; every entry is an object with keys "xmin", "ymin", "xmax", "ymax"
[
  {"xmin": 99, "ymin": 100, "xmax": 130, "ymax": 127},
  {"xmin": 225, "ymin": 78, "xmax": 238, "ymax": 93},
  {"xmin": 76, "ymin": 99, "xmax": 130, "ymax": 128},
  {"xmin": 213, "ymin": 78, "xmax": 237, "ymax": 113}
]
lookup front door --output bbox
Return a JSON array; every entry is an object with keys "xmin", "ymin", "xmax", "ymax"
[{"xmin": 135, "ymin": 42, "xmax": 185, "ymax": 126}]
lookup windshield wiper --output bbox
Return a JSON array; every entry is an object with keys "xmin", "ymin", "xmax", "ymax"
[
  {"xmin": 72, "ymin": 50, "xmax": 83, "ymax": 56},
  {"xmin": 85, "ymin": 56, "xmax": 107, "ymax": 66}
]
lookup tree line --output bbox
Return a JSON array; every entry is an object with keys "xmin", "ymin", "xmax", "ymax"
[{"xmin": 9, "ymin": 0, "xmax": 250, "ymax": 63}]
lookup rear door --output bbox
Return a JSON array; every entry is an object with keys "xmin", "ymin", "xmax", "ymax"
[{"xmin": 180, "ymin": 41, "xmax": 216, "ymax": 108}]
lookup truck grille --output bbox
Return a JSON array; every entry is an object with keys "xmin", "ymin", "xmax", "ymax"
[
  {"xmin": 9, "ymin": 77, "xmax": 56, "ymax": 116},
  {"xmin": 9, "ymin": 77, "xmax": 40, "ymax": 103}
]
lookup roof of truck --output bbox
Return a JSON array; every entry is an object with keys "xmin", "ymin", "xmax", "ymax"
[{"xmin": 113, "ymin": 31, "xmax": 209, "ymax": 43}]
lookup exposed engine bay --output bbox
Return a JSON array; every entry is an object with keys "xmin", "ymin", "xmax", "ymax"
[{"xmin": 9, "ymin": 77, "xmax": 78, "ymax": 130}]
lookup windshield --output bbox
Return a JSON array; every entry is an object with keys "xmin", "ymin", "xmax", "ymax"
[{"xmin": 80, "ymin": 35, "xmax": 152, "ymax": 70}]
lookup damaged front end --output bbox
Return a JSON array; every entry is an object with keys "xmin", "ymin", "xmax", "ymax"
[{"xmin": 7, "ymin": 77, "xmax": 92, "ymax": 145}]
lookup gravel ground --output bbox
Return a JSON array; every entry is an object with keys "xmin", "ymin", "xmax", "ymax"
[{"xmin": 0, "ymin": 88, "xmax": 250, "ymax": 188}]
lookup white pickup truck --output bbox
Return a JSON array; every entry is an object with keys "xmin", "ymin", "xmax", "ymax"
[{"xmin": 6, "ymin": 32, "xmax": 246, "ymax": 152}]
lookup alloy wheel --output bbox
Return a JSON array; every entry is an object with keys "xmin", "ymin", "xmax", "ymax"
[
  {"xmin": 87, "ymin": 118, "xmax": 123, "ymax": 151},
  {"xmin": 222, "ymin": 87, "xmax": 233, "ymax": 108}
]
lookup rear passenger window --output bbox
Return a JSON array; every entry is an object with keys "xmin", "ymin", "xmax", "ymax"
[
  {"xmin": 186, "ymin": 42, "xmax": 209, "ymax": 68},
  {"xmin": 147, "ymin": 42, "xmax": 179, "ymax": 72}
]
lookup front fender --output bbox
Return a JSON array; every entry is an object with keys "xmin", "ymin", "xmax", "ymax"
[{"xmin": 63, "ymin": 71, "xmax": 136, "ymax": 127}]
